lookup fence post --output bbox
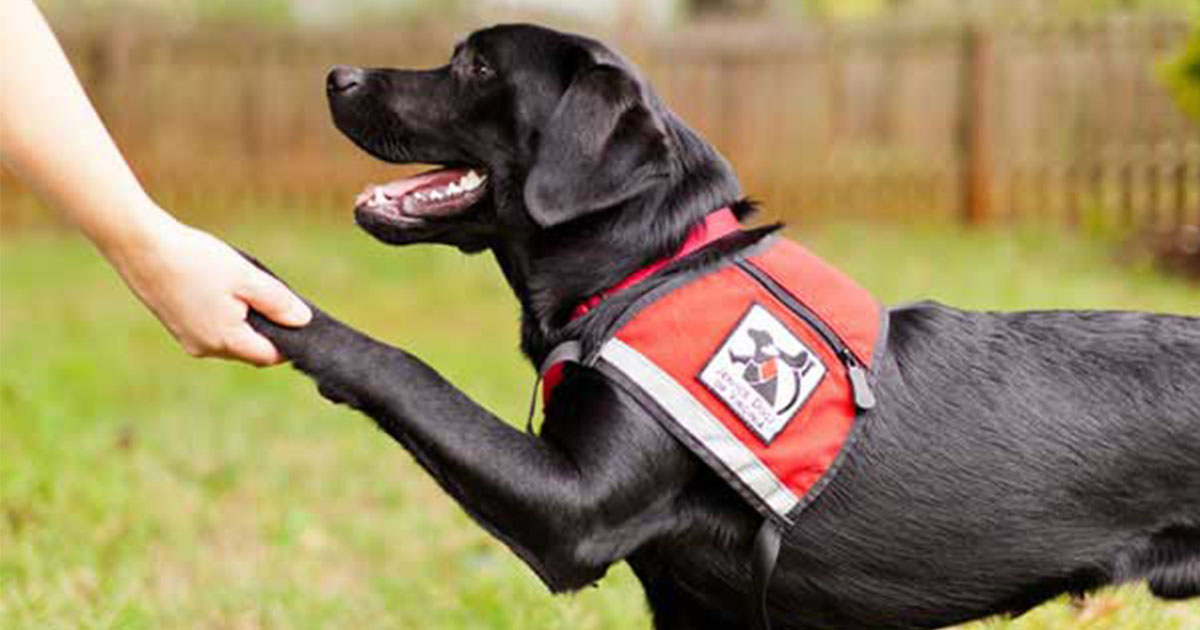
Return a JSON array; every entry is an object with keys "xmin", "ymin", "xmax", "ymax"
[{"xmin": 957, "ymin": 22, "xmax": 993, "ymax": 226}]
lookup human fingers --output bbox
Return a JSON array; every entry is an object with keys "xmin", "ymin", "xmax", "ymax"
[
  {"xmin": 218, "ymin": 323, "xmax": 284, "ymax": 367},
  {"xmin": 237, "ymin": 266, "xmax": 312, "ymax": 328}
]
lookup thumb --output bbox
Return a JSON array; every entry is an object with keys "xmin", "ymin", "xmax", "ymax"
[
  {"xmin": 239, "ymin": 269, "xmax": 313, "ymax": 327},
  {"xmin": 222, "ymin": 323, "xmax": 284, "ymax": 367}
]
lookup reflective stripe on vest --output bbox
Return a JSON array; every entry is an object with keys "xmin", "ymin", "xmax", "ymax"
[{"xmin": 598, "ymin": 336, "xmax": 803, "ymax": 517}]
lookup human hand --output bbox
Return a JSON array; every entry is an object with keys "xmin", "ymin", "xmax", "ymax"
[
  {"xmin": 105, "ymin": 211, "xmax": 312, "ymax": 366},
  {"xmin": 0, "ymin": 1, "xmax": 310, "ymax": 365}
]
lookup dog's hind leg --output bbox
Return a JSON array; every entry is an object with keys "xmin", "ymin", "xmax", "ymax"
[
  {"xmin": 1116, "ymin": 525, "xmax": 1200, "ymax": 600},
  {"xmin": 1146, "ymin": 527, "xmax": 1200, "ymax": 600},
  {"xmin": 1149, "ymin": 558, "xmax": 1200, "ymax": 600}
]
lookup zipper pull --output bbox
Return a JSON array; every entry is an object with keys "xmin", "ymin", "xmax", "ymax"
[{"xmin": 842, "ymin": 353, "xmax": 877, "ymax": 411}]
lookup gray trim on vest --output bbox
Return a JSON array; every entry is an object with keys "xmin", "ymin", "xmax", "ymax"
[
  {"xmin": 597, "ymin": 337, "xmax": 800, "ymax": 520},
  {"xmin": 871, "ymin": 305, "xmax": 891, "ymax": 372},
  {"xmin": 540, "ymin": 340, "xmax": 584, "ymax": 377},
  {"xmin": 528, "ymin": 341, "xmax": 585, "ymax": 435}
]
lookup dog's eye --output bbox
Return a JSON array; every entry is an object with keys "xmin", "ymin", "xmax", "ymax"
[{"xmin": 470, "ymin": 57, "xmax": 494, "ymax": 79}]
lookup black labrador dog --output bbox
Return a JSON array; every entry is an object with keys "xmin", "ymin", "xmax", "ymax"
[{"xmin": 249, "ymin": 23, "xmax": 1200, "ymax": 630}]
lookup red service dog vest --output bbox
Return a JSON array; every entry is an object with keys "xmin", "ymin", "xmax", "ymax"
[{"xmin": 541, "ymin": 215, "xmax": 884, "ymax": 527}]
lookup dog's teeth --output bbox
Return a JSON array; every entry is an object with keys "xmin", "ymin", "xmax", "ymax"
[
  {"xmin": 371, "ymin": 188, "xmax": 387, "ymax": 205},
  {"xmin": 461, "ymin": 170, "xmax": 484, "ymax": 190},
  {"xmin": 431, "ymin": 190, "xmax": 444, "ymax": 200},
  {"xmin": 447, "ymin": 182, "xmax": 462, "ymax": 195}
]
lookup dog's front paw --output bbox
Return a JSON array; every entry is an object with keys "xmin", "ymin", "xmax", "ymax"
[
  {"xmin": 247, "ymin": 307, "xmax": 327, "ymax": 363},
  {"xmin": 235, "ymin": 249, "xmax": 321, "ymax": 360},
  {"xmin": 248, "ymin": 305, "xmax": 364, "ymax": 376},
  {"xmin": 248, "ymin": 308, "xmax": 367, "ymax": 407}
]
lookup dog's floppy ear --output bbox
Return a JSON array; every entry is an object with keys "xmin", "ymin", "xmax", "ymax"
[{"xmin": 523, "ymin": 64, "xmax": 672, "ymax": 228}]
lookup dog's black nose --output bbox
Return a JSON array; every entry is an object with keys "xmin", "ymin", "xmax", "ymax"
[{"xmin": 327, "ymin": 65, "xmax": 364, "ymax": 95}]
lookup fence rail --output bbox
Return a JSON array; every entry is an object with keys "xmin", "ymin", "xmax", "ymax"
[{"xmin": 2, "ymin": 16, "xmax": 1196, "ymax": 240}]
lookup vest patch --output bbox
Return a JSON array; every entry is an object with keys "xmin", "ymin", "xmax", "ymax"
[{"xmin": 699, "ymin": 304, "xmax": 827, "ymax": 444}]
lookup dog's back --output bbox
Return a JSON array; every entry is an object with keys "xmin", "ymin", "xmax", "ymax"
[{"xmin": 763, "ymin": 303, "xmax": 1200, "ymax": 629}]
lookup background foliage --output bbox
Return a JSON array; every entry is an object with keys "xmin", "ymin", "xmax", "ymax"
[{"xmin": 1165, "ymin": 24, "xmax": 1200, "ymax": 122}]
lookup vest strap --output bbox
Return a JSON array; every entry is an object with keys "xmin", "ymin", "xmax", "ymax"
[
  {"xmin": 527, "ymin": 341, "xmax": 584, "ymax": 435},
  {"xmin": 750, "ymin": 520, "xmax": 782, "ymax": 630},
  {"xmin": 540, "ymin": 340, "xmax": 583, "ymax": 376}
]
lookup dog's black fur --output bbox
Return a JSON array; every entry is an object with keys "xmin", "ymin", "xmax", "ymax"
[{"xmin": 249, "ymin": 24, "xmax": 1200, "ymax": 629}]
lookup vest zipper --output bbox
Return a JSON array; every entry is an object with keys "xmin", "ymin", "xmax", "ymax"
[{"xmin": 735, "ymin": 260, "xmax": 876, "ymax": 411}]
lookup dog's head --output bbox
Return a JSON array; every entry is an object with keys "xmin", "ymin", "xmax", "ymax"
[{"xmin": 327, "ymin": 23, "xmax": 739, "ymax": 255}]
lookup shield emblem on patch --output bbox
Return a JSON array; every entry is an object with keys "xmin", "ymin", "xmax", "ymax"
[{"xmin": 699, "ymin": 304, "xmax": 827, "ymax": 443}]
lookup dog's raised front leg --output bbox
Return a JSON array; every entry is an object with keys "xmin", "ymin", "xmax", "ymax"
[{"xmin": 249, "ymin": 307, "xmax": 689, "ymax": 592}]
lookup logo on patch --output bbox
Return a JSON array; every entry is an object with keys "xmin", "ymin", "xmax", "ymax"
[{"xmin": 699, "ymin": 304, "xmax": 826, "ymax": 443}]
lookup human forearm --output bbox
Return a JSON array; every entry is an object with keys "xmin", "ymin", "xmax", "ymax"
[
  {"xmin": 0, "ymin": 0, "xmax": 172, "ymax": 258},
  {"xmin": 1, "ymin": 0, "xmax": 310, "ymax": 365}
]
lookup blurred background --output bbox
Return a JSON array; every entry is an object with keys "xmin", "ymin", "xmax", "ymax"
[
  {"xmin": 2, "ymin": 2, "xmax": 1199, "ymax": 630},
  {"xmin": 2, "ymin": 0, "xmax": 1198, "ymax": 275}
]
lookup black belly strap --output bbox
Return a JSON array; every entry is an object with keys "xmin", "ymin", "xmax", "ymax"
[{"xmin": 751, "ymin": 519, "xmax": 782, "ymax": 630}]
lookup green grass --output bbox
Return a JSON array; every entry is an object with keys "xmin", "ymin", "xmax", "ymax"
[{"xmin": 1, "ymin": 215, "xmax": 1197, "ymax": 630}]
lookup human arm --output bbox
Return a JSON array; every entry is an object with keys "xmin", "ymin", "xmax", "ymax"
[{"xmin": 0, "ymin": 0, "xmax": 311, "ymax": 365}]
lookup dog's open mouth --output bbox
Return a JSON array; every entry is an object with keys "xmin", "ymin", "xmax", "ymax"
[{"xmin": 355, "ymin": 166, "xmax": 489, "ymax": 223}]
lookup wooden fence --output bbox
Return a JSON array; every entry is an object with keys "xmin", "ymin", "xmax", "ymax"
[
  {"xmin": 638, "ymin": 16, "xmax": 1198, "ymax": 233},
  {"xmin": 2, "ymin": 15, "xmax": 1197, "ymax": 240}
]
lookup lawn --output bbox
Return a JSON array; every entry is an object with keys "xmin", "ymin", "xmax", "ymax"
[{"xmin": 1, "ymin": 214, "xmax": 1197, "ymax": 630}]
